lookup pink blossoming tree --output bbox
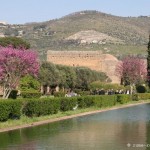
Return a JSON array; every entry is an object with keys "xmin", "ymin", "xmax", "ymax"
[
  {"xmin": 115, "ymin": 56, "xmax": 147, "ymax": 94},
  {"xmin": 0, "ymin": 46, "xmax": 39, "ymax": 99}
]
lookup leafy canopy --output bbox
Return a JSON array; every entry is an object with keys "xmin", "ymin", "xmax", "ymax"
[
  {"xmin": 116, "ymin": 56, "xmax": 147, "ymax": 86},
  {"xmin": 0, "ymin": 46, "xmax": 39, "ymax": 99},
  {"xmin": 0, "ymin": 37, "xmax": 30, "ymax": 49}
]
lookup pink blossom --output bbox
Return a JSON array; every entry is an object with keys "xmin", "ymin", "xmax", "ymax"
[
  {"xmin": 0, "ymin": 46, "xmax": 40, "ymax": 99},
  {"xmin": 115, "ymin": 56, "xmax": 147, "ymax": 85}
]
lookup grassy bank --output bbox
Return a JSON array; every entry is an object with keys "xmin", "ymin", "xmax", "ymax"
[{"xmin": 0, "ymin": 99, "xmax": 150, "ymax": 132}]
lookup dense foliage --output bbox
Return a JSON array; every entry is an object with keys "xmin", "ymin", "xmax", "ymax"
[
  {"xmin": 116, "ymin": 56, "xmax": 147, "ymax": 86},
  {"xmin": 20, "ymin": 75, "xmax": 40, "ymax": 91},
  {"xmin": 90, "ymin": 82, "xmax": 125, "ymax": 90},
  {"xmin": 93, "ymin": 95, "xmax": 117, "ymax": 107},
  {"xmin": 77, "ymin": 96, "xmax": 94, "ymax": 108},
  {"xmin": 39, "ymin": 62, "xmax": 109, "ymax": 90},
  {"xmin": 0, "ymin": 46, "xmax": 39, "ymax": 99},
  {"xmin": 0, "ymin": 100, "xmax": 22, "ymax": 121},
  {"xmin": 60, "ymin": 97, "xmax": 77, "ymax": 111},
  {"xmin": 0, "ymin": 37, "xmax": 30, "ymax": 49},
  {"xmin": 21, "ymin": 91, "xmax": 41, "ymax": 98},
  {"xmin": 0, "ymin": 93, "xmax": 150, "ymax": 121},
  {"xmin": 116, "ymin": 95, "xmax": 131, "ymax": 104},
  {"xmin": 23, "ymin": 98, "xmax": 60, "ymax": 117},
  {"xmin": 136, "ymin": 85, "xmax": 147, "ymax": 93}
]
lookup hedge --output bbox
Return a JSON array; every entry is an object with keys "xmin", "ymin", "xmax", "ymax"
[
  {"xmin": 77, "ymin": 96, "xmax": 94, "ymax": 108},
  {"xmin": 60, "ymin": 97, "xmax": 77, "ymax": 111},
  {"xmin": 0, "ymin": 93, "xmax": 150, "ymax": 122},
  {"xmin": 93, "ymin": 95, "xmax": 117, "ymax": 107},
  {"xmin": 137, "ymin": 93, "xmax": 150, "ymax": 100},
  {"xmin": 0, "ymin": 100, "xmax": 22, "ymax": 121},
  {"xmin": 23, "ymin": 98, "xmax": 60, "ymax": 117},
  {"xmin": 21, "ymin": 91, "xmax": 41, "ymax": 98},
  {"xmin": 116, "ymin": 94, "xmax": 132, "ymax": 104},
  {"xmin": 90, "ymin": 82, "xmax": 125, "ymax": 90},
  {"xmin": 53, "ymin": 91, "xmax": 65, "ymax": 97}
]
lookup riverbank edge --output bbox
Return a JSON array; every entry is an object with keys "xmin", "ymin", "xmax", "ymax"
[{"xmin": 0, "ymin": 100, "xmax": 150, "ymax": 133}]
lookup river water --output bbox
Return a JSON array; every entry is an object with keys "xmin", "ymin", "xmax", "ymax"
[{"xmin": 0, "ymin": 104, "xmax": 150, "ymax": 150}]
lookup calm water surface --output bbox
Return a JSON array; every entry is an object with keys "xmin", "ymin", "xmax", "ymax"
[{"xmin": 1, "ymin": 104, "xmax": 150, "ymax": 150}]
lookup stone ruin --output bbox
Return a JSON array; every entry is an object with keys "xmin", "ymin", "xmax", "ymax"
[{"xmin": 47, "ymin": 50, "xmax": 120, "ymax": 83}]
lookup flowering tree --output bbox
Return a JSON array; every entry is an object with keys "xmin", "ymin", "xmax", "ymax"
[
  {"xmin": 115, "ymin": 56, "xmax": 147, "ymax": 94},
  {"xmin": 0, "ymin": 46, "xmax": 39, "ymax": 99}
]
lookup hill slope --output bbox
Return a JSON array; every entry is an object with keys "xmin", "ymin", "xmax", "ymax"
[{"xmin": 0, "ymin": 10, "xmax": 150, "ymax": 59}]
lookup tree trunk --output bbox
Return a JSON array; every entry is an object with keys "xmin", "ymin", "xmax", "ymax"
[
  {"xmin": 2, "ymin": 88, "xmax": 12, "ymax": 99},
  {"xmin": 130, "ymin": 84, "xmax": 135, "ymax": 95},
  {"xmin": 5, "ymin": 90, "xmax": 12, "ymax": 99}
]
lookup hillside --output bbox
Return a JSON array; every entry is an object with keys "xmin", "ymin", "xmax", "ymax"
[{"xmin": 0, "ymin": 10, "xmax": 150, "ymax": 60}]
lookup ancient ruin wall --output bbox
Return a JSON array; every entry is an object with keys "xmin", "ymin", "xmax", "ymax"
[{"xmin": 47, "ymin": 51, "xmax": 120, "ymax": 83}]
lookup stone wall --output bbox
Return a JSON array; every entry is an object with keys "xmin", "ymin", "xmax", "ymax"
[{"xmin": 47, "ymin": 50, "xmax": 120, "ymax": 83}]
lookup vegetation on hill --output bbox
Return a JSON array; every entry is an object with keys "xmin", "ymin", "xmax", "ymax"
[
  {"xmin": 0, "ymin": 37, "xmax": 30, "ymax": 49},
  {"xmin": 0, "ymin": 10, "xmax": 150, "ymax": 59}
]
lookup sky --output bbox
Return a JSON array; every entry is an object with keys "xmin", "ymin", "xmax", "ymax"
[{"xmin": 0, "ymin": 0, "xmax": 149, "ymax": 24}]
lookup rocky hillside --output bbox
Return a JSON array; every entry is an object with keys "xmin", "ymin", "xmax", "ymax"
[
  {"xmin": 0, "ymin": 10, "xmax": 150, "ymax": 59},
  {"xmin": 65, "ymin": 30, "xmax": 124, "ymax": 45}
]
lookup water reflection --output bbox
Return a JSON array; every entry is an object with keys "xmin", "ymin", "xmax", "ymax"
[{"xmin": 0, "ymin": 104, "xmax": 150, "ymax": 150}]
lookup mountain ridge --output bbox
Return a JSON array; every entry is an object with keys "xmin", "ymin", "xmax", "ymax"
[{"xmin": 0, "ymin": 10, "xmax": 150, "ymax": 59}]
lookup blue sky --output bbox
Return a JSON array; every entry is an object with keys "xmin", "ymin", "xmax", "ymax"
[{"xmin": 0, "ymin": 0, "xmax": 149, "ymax": 24}]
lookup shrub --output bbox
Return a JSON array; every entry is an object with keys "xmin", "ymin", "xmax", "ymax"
[
  {"xmin": 93, "ymin": 95, "xmax": 117, "ymax": 107},
  {"xmin": 137, "ymin": 93, "xmax": 150, "ymax": 100},
  {"xmin": 9, "ymin": 100, "xmax": 22, "ymax": 119},
  {"xmin": 9, "ymin": 90, "xmax": 18, "ymax": 99},
  {"xmin": 77, "ymin": 91, "xmax": 91, "ymax": 96},
  {"xmin": 116, "ymin": 94, "xmax": 131, "ymax": 104},
  {"xmin": 22, "ymin": 98, "xmax": 60, "ymax": 117},
  {"xmin": 60, "ymin": 97, "xmax": 77, "ymax": 111},
  {"xmin": 90, "ymin": 82, "xmax": 125, "ymax": 91},
  {"xmin": 0, "ymin": 100, "xmax": 22, "ymax": 121},
  {"xmin": 0, "ymin": 101, "xmax": 11, "ymax": 121},
  {"xmin": 136, "ymin": 85, "xmax": 147, "ymax": 93},
  {"xmin": 77, "ymin": 96, "xmax": 94, "ymax": 108},
  {"xmin": 53, "ymin": 91, "xmax": 65, "ymax": 97},
  {"xmin": 21, "ymin": 91, "xmax": 41, "ymax": 98},
  {"xmin": 132, "ymin": 94, "xmax": 139, "ymax": 101}
]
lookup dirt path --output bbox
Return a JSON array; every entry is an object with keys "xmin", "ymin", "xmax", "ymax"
[{"xmin": 0, "ymin": 101, "xmax": 149, "ymax": 133}]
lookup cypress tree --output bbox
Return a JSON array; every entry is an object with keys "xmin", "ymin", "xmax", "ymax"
[{"xmin": 147, "ymin": 34, "xmax": 150, "ymax": 87}]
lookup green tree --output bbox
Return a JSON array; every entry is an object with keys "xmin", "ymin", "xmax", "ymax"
[
  {"xmin": 20, "ymin": 75, "xmax": 40, "ymax": 91},
  {"xmin": 147, "ymin": 35, "xmax": 150, "ymax": 87},
  {"xmin": 38, "ymin": 62, "xmax": 108, "ymax": 93},
  {"xmin": 75, "ymin": 67, "xmax": 108, "ymax": 90},
  {"xmin": 56, "ymin": 65, "xmax": 77, "ymax": 89},
  {"xmin": 39, "ymin": 62, "xmax": 60, "ymax": 87},
  {"xmin": 0, "ymin": 37, "xmax": 30, "ymax": 49}
]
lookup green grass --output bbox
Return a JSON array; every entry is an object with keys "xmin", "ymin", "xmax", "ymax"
[{"xmin": 0, "ymin": 99, "xmax": 150, "ymax": 130}]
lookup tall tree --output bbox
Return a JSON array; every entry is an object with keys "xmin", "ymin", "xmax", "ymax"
[
  {"xmin": 116, "ymin": 56, "xmax": 147, "ymax": 94},
  {"xmin": 147, "ymin": 34, "xmax": 150, "ymax": 87},
  {"xmin": 39, "ymin": 62, "xmax": 61, "ymax": 86},
  {"xmin": 0, "ymin": 46, "xmax": 39, "ymax": 99}
]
